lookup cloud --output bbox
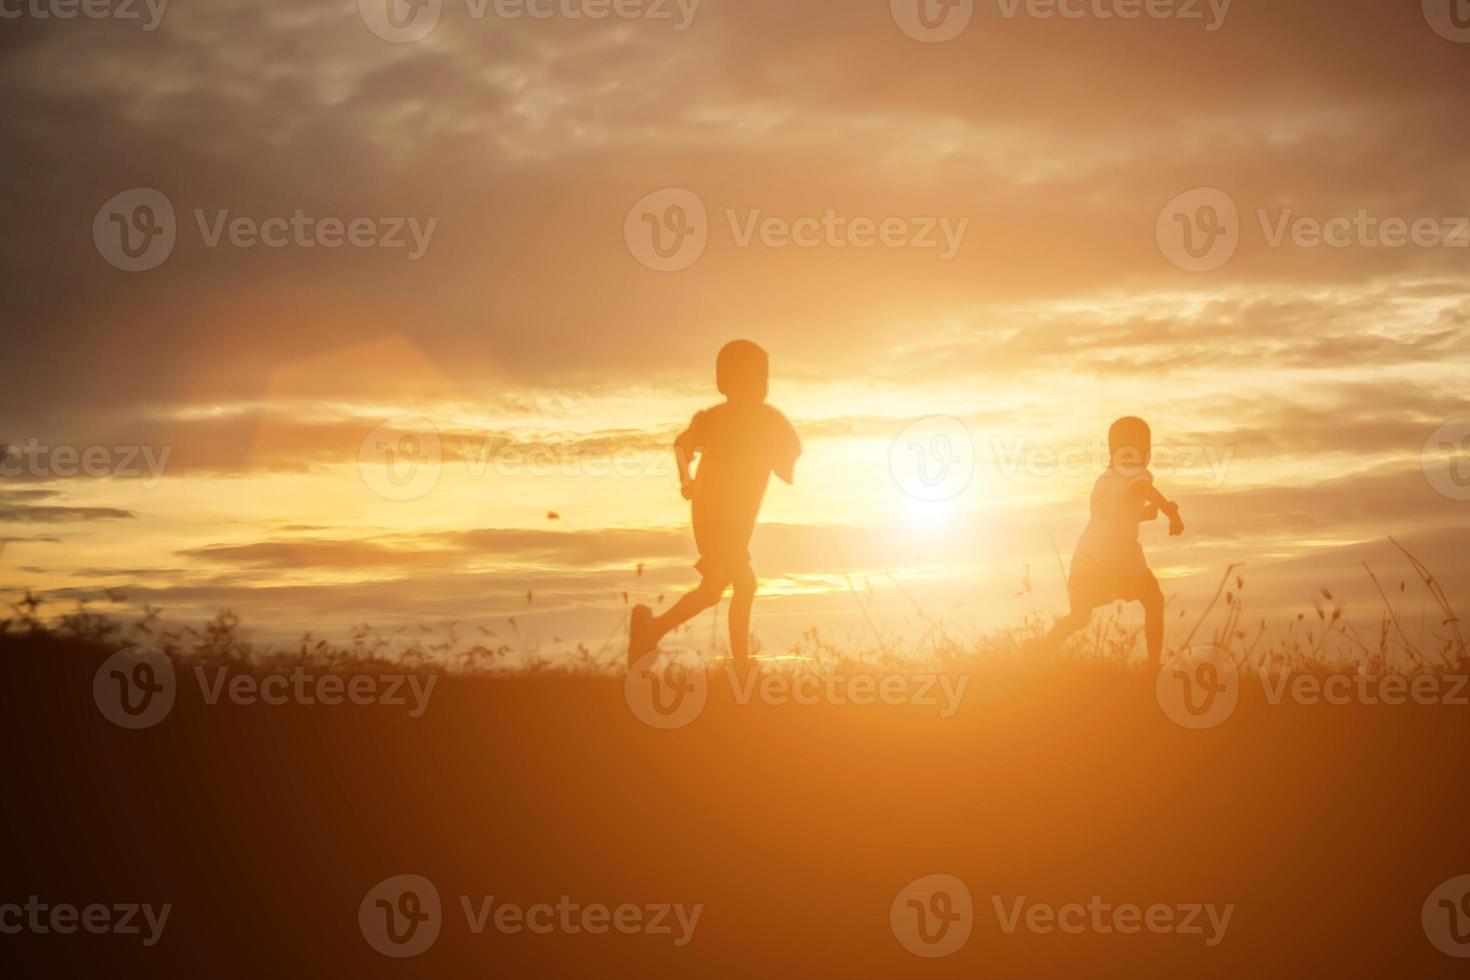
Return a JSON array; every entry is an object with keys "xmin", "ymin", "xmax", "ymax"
[
  {"xmin": 6, "ymin": 0, "xmax": 1470, "ymax": 416},
  {"xmin": 0, "ymin": 488, "xmax": 135, "ymax": 523}
]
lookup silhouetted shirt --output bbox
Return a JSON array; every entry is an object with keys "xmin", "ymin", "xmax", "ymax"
[
  {"xmin": 1072, "ymin": 466, "xmax": 1152, "ymax": 580},
  {"xmin": 682, "ymin": 401, "xmax": 800, "ymax": 569}
]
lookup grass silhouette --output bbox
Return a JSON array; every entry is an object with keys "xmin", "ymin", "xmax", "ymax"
[{"xmin": 5, "ymin": 537, "xmax": 1462, "ymax": 680}]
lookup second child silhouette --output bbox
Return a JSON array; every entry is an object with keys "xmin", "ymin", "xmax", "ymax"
[
  {"xmin": 1038, "ymin": 416, "xmax": 1185, "ymax": 665},
  {"xmin": 628, "ymin": 340, "xmax": 800, "ymax": 670}
]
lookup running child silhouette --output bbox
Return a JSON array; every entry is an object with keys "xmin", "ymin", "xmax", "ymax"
[
  {"xmin": 1039, "ymin": 417, "xmax": 1185, "ymax": 665},
  {"xmin": 628, "ymin": 340, "xmax": 800, "ymax": 669}
]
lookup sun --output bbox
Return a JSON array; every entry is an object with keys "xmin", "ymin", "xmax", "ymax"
[{"xmin": 900, "ymin": 494, "xmax": 958, "ymax": 532}]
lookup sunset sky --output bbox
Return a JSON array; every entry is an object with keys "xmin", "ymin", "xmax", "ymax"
[{"xmin": 2, "ymin": 0, "xmax": 1468, "ymax": 659}]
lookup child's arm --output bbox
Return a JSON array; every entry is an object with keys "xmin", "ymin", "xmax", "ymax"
[
  {"xmin": 674, "ymin": 426, "xmax": 699, "ymax": 500},
  {"xmin": 772, "ymin": 412, "xmax": 801, "ymax": 485},
  {"xmin": 1138, "ymin": 483, "xmax": 1185, "ymax": 536}
]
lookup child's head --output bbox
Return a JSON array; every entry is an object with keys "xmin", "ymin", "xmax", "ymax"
[
  {"xmin": 1108, "ymin": 416, "xmax": 1152, "ymax": 473},
  {"xmin": 716, "ymin": 340, "xmax": 769, "ymax": 403}
]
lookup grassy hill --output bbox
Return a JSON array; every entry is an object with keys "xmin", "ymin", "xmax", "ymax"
[{"xmin": 3, "ymin": 614, "xmax": 1469, "ymax": 976}]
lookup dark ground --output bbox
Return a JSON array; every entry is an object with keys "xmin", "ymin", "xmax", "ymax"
[{"xmin": 3, "ymin": 633, "xmax": 1468, "ymax": 977}]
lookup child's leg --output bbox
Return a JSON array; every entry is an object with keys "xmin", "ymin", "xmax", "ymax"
[
  {"xmin": 629, "ymin": 551, "xmax": 734, "ymax": 666},
  {"xmin": 728, "ymin": 564, "xmax": 757, "ymax": 668},
  {"xmin": 630, "ymin": 579, "xmax": 727, "ymax": 666},
  {"xmin": 1035, "ymin": 572, "xmax": 1101, "ymax": 651},
  {"xmin": 649, "ymin": 576, "xmax": 727, "ymax": 644},
  {"xmin": 1133, "ymin": 572, "xmax": 1166, "ymax": 665},
  {"xmin": 1042, "ymin": 605, "xmax": 1093, "ymax": 649}
]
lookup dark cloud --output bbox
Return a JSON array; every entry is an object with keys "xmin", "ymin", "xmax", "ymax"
[
  {"xmin": 0, "ymin": 488, "xmax": 135, "ymax": 523},
  {"xmin": 3, "ymin": 0, "xmax": 1470, "ymax": 417}
]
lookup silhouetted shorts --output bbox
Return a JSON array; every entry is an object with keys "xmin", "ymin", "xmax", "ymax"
[
  {"xmin": 1068, "ymin": 566, "xmax": 1161, "ymax": 610},
  {"xmin": 695, "ymin": 553, "xmax": 755, "ymax": 587},
  {"xmin": 692, "ymin": 512, "xmax": 754, "ymax": 586}
]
